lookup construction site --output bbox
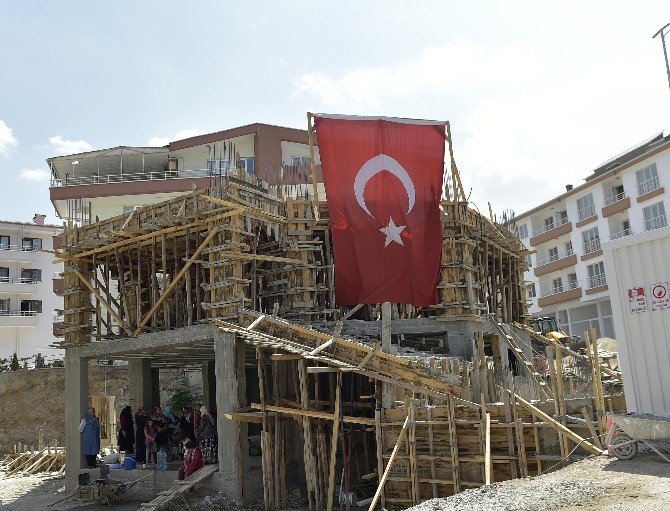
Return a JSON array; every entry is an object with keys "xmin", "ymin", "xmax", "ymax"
[{"xmin": 13, "ymin": 114, "xmax": 629, "ymax": 511}]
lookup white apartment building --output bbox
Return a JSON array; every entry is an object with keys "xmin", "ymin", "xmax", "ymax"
[
  {"xmin": 47, "ymin": 123, "xmax": 322, "ymax": 224},
  {"xmin": 513, "ymin": 132, "xmax": 670, "ymax": 339},
  {"xmin": 0, "ymin": 215, "xmax": 64, "ymax": 364}
]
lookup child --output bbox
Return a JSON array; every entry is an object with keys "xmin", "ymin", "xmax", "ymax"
[{"xmin": 144, "ymin": 419, "xmax": 158, "ymax": 466}]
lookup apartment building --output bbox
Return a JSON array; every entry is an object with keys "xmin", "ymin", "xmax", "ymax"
[
  {"xmin": 513, "ymin": 132, "xmax": 670, "ymax": 339},
  {"xmin": 48, "ymin": 123, "xmax": 323, "ymax": 223},
  {"xmin": 0, "ymin": 215, "xmax": 64, "ymax": 364}
]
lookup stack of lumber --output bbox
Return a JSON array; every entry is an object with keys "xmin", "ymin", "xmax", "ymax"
[
  {"xmin": 139, "ymin": 464, "xmax": 218, "ymax": 510},
  {"xmin": 0, "ymin": 446, "xmax": 65, "ymax": 476}
]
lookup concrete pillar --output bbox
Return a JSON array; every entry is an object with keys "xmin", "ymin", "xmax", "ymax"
[
  {"xmin": 65, "ymin": 347, "xmax": 89, "ymax": 488},
  {"xmin": 151, "ymin": 368, "xmax": 161, "ymax": 409},
  {"xmin": 381, "ymin": 302, "xmax": 395, "ymax": 408},
  {"xmin": 202, "ymin": 360, "xmax": 216, "ymax": 412},
  {"xmin": 128, "ymin": 359, "xmax": 153, "ymax": 411},
  {"xmin": 215, "ymin": 331, "xmax": 247, "ymax": 504}
]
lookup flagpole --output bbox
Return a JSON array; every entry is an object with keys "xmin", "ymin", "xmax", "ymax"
[{"xmin": 307, "ymin": 112, "xmax": 320, "ymax": 220}]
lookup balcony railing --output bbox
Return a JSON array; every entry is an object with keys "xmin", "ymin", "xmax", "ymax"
[
  {"xmin": 583, "ymin": 238, "xmax": 602, "ymax": 254},
  {"xmin": 645, "ymin": 214, "xmax": 668, "ymax": 232},
  {"xmin": 610, "ymin": 228, "xmax": 633, "ymax": 240},
  {"xmin": 588, "ymin": 273, "xmax": 607, "ymax": 289},
  {"xmin": 638, "ymin": 175, "xmax": 661, "ymax": 196},
  {"xmin": 532, "ymin": 216, "xmax": 570, "ymax": 237},
  {"xmin": 536, "ymin": 249, "xmax": 574, "ymax": 267},
  {"xmin": 604, "ymin": 191, "xmax": 626, "ymax": 207},
  {"xmin": 0, "ymin": 310, "xmax": 38, "ymax": 317},
  {"xmin": 0, "ymin": 245, "xmax": 40, "ymax": 252},
  {"xmin": 50, "ymin": 168, "xmax": 218, "ymax": 187},
  {"xmin": 540, "ymin": 280, "xmax": 579, "ymax": 298},
  {"xmin": 0, "ymin": 277, "xmax": 40, "ymax": 284},
  {"xmin": 578, "ymin": 204, "xmax": 596, "ymax": 221}
]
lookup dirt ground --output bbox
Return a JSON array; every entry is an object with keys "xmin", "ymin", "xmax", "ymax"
[
  {"xmin": 2, "ymin": 452, "xmax": 670, "ymax": 511},
  {"xmin": 409, "ymin": 451, "xmax": 670, "ymax": 511}
]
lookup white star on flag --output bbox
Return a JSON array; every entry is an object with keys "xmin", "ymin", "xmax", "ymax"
[{"xmin": 379, "ymin": 218, "xmax": 406, "ymax": 247}]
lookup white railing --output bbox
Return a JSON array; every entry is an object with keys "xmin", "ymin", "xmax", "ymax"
[
  {"xmin": 578, "ymin": 204, "xmax": 596, "ymax": 221},
  {"xmin": 0, "ymin": 310, "xmax": 38, "ymax": 317},
  {"xmin": 610, "ymin": 228, "xmax": 633, "ymax": 240},
  {"xmin": 532, "ymin": 216, "xmax": 570, "ymax": 237},
  {"xmin": 50, "ymin": 168, "xmax": 220, "ymax": 187},
  {"xmin": 540, "ymin": 280, "xmax": 579, "ymax": 298},
  {"xmin": 604, "ymin": 191, "xmax": 626, "ymax": 207},
  {"xmin": 536, "ymin": 249, "xmax": 574, "ymax": 267},
  {"xmin": 583, "ymin": 238, "xmax": 602, "ymax": 254},
  {"xmin": 0, "ymin": 277, "xmax": 40, "ymax": 284},
  {"xmin": 638, "ymin": 175, "xmax": 661, "ymax": 196},
  {"xmin": 588, "ymin": 273, "xmax": 607, "ymax": 289},
  {"xmin": 645, "ymin": 214, "xmax": 668, "ymax": 232},
  {"xmin": 0, "ymin": 245, "xmax": 40, "ymax": 252}
]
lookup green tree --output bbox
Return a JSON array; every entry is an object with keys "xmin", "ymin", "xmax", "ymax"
[
  {"xmin": 168, "ymin": 373, "xmax": 197, "ymax": 415},
  {"xmin": 10, "ymin": 353, "xmax": 19, "ymax": 371}
]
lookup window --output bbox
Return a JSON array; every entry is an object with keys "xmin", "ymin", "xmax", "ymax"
[
  {"xmin": 208, "ymin": 159, "xmax": 233, "ymax": 174},
  {"xmin": 239, "ymin": 157, "xmax": 255, "ymax": 174},
  {"xmin": 0, "ymin": 235, "xmax": 9, "ymax": 250},
  {"xmin": 587, "ymin": 261, "xmax": 606, "ymax": 289},
  {"xmin": 582, "ymin": 226, "xmax": 601, "ymax": 254},
  {"xmin": 0, "ymin": 267, "xmax": 8, "ymax": 282},
  {"xmin": 518, "ymin": 224, "xmax": 529, "ymax": 239},
  {"xmin": 613, "ymin": 184, "xmax": 624, "ymax": 196},
  {"xmin": 564, "ymin": 241, "xmax": 573, "ymax": 254},
  {"xmin": 636, "ymin": 163, "xmax": 660, "ymax": 195},
  {"xmin": 22, "ymin": 237, "xmax": 42, "ymax": 251},
  {"xmin": 527, "ymin": 283, "xmax": 536, "ymax": 299},
  {"xmin": 525, "ymin": 254, "xmax": 532, "ymax": 267},
  {"xmin": 20, "ymin": 300, "xmax": 42, "ymax": 314},
  {"xmin": 290, "ymin": 156, "xmax": 311, "ymax": 167},
  {"xmin": 548, "ymin": 247, "xmax": 559, "ymax": 262},
  {"xmin": 643, "ymin": 202, "xmax": 667, "ymax": 231},
  {"xmin": 577, "ymin": 194, "xmax": 596, "ymax": 221},
  {"xmin": 552, "ymin": 277, "xmax": 563, "ymax": 293},
  {"xmin": 568, "ymin": 273, "xmax": 578, "ymax": 289},
  {"xmin": 0, "ymin": 298, "xmax": 8, "ymax": 311},
  {"xmin": 544, "ymin": 216, "xmax": 555, "ymax": 231},
  {"xmin": 557, "ymin": 211, "xmax": 568, "ymax": 223},
  {"xmin": 20, "ymin": 269, "xmax": 41, "ymax": 283}
]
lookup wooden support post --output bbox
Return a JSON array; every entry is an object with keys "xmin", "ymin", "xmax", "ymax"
[
  {"xmin": 367, "ymin": 415, "xmax": 410, "ymax": 511},
  {"xmin": 446, "ymin": 395, "xmax": 461, "ymax": 494},
  {"xmin": 326, "ymin": 372, "xmax": 341, "ymax": 511},
  {"xmin": 298, "ymin": 360, "xmax": 320, "ymax": 511},
  {"xmin": 257, "ymin": 347, "xmax": 275, "ymax": 511},
  {"xmin": 484, "ymin": 412, "xmax": 492, "ymax": 485},
  {"xmin": 554, "ymin": 346, "xmax": 570, "ymax": 458}
]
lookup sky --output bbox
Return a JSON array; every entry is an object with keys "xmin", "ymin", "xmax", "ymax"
[{"xmin": 0, "ymin": 1, "xmax": 669, "ymax": 224}]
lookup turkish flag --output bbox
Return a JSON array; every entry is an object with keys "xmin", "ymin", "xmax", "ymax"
[{"xmin": 314, "ymin": 114, "xmax": 445, "ymax": 306}]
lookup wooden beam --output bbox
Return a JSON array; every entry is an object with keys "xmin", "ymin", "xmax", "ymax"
[
  {"xmin": 72, "ymin": 268, "xmax": 132, "ymax": 335},
  {"xmin": 249, "ymin": 403, "xmax": 375, "ymax": 426},
  {"xmin": 134, "ymin": 226, "xmax": 219, "ymax": 335},
  {"xmin": 326, "ymin": 373, "xmax": 341, "ymax": 511},
  {"xmin": 367, "ymin": 415, "xmax": 410, "ymax": 511}
]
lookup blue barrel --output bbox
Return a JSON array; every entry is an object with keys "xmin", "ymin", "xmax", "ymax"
[{"xmin": 123, "ymin": 454, "xmax": 136, "ymax": 470}]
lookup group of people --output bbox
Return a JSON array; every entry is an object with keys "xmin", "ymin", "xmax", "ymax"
[{"xmin": 79, "ymin": 402, "xmax": 218, "ymax": 476}]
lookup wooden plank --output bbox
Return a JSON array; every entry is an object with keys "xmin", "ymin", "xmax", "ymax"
[
  {"xmin": 326, "ymin": 373, "xmax": 341, "ymax": 511},
  {"xmin": 368, "ymin": 415, "xmax": 410, "ymax": 511},
  {"xmin": 484, "ymin": 412, "xmax": 492, "ymax": 485}
]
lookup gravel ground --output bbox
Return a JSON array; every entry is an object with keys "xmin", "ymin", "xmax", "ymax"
[{"xmin": 409, "ymin": 452, "xmax": 670, "ymax": 511}]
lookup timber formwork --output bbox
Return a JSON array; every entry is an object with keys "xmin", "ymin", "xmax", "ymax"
[{"xmin": 57, "ymin": 168, "xmax": 621, "ymax": 511}]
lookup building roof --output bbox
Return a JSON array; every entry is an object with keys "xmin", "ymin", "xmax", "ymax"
[
  {"xmin": 0, "ymin": 219, "xmax": 63, "ymax": 230},
  {"xmin": 513, "ymin": 132, "xmax": 670, "ymax": 222}
]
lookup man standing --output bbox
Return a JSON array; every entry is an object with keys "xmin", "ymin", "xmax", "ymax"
[{"xmin": 79, "ymin": 406, "xmax": 101, "ymax": 468}]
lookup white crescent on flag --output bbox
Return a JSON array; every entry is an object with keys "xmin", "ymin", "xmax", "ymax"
[{"xmin": 353, "ymin": 154, "xmax": 416, "ymax": 218}]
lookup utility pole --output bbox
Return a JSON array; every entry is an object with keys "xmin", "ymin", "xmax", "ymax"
[{"xmin": 653, "ymin": 22, "xmax": 670, "ymax": 91}]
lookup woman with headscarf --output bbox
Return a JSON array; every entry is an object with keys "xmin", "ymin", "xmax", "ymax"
[
  {"xmin": 118, "ymin": 405, "xmax": 135, "ymax": 454},
  {"xmin": 79, "ymin": 406, "xmax": 101, "ymax": 468},
  {"xmin": 134, "ymin": 407, "xmax": 148, "ymax": 464},
  {"xmin": 178, "ymin": 439, "xmax": 203, "ymax": 480},
  {"xmin": 198, "ymin": 406, "xmax": 217, "ymax": 464}
]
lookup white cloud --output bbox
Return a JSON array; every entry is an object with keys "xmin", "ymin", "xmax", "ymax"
[
  {"xmin": 18, "ymin": 168, "xmax": 50, "ymax": 182},
  {"xmin": 148, "ymin": 129, "xmax": 202, "ymax": 147},
  {"xmin": 293, "ymin": 39, "xmax": 670, "ymax": 214},
  {"xmin": 0, "ymin": 120, "xmax": 18, "ymax": 157},
  {"xmin": 48, "ymin": 135, "xmax": 93, "ymax": 156}
]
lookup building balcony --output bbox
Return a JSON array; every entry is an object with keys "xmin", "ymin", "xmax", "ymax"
[
  {"xmin": 602, "ymin": 193, "xmax": 631, "ymax": 218},
  {"xmin": 537, "ymin": 284, "xmax": 582, "ymax": 308},
  {"xmin": 637, "ymin": 176, "xmax": 664, "ymax": 203},
  {"xmin": 581, "ymin": 238, "xmax": 603, "ymax": 261},
  {"xmin": 576, "ymin": 205, "xmax": 597, "ymax": 227},
  {"xmin": 533, "ymin": 251, "xmax": 577, "ymax": 277},
  {"xmin": 0, "ymin": 245, "xmax": 40, "ymax": 262},
  {"xmin": 0, "ymin": 310, "xmax": 38, "ymax": 327},
  {"xmin": 585, "ymin": 274, "xmax": 608, "ymax": 295},
  {"xmin": 530, "ymin": 217, "xmax": 572, "ymax": 246},
  {"xmin": 610, "ymin": 228, "xmax": 633, "ymax": 240},
  {"xmin": 645, "ymin": 214, "xmax": 668, "ymax": 232},
  {"xmin": 0, "ymin": 277, "xmax": 39, "ymax": 294}
]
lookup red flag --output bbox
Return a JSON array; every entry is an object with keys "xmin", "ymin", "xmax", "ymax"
[{"xmin": 314, "ymin": 114, "xmax": 445, "ymax": 306}]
